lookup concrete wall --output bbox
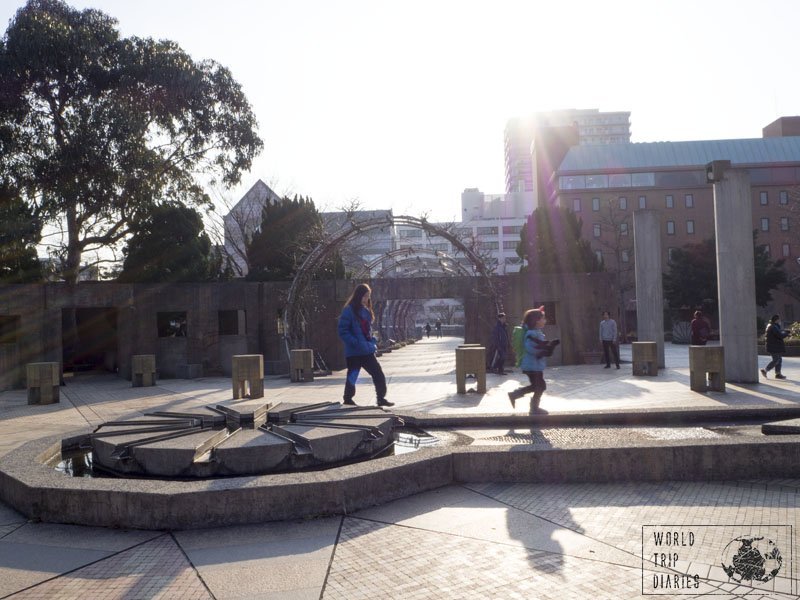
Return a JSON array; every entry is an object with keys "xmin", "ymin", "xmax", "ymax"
[{"xmin": 0, "ymin": 273, "xmax": 614, "ymax": 389}]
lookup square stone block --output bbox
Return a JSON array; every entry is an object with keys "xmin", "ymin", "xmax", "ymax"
[
  {"xmin": 232, "ymin": 354, "xmax": 264, "ymax": 399},
  {"xmin": 26, "ymin": 362, "xmax": 60, "ymax": 405},
  {"xmin": 290, "ymin": 349, "xmax": 314, "ymax": 383},
  {"xmin": 132, "ymin": 354, "xmax": 156, "ymax": 387},
  {"xmin": 632, "ymin": 342, "xmax": 658, "ymax": 376},
  {"xmin": 455, "ymin": 346, "xmax": 486, "ymax": 394},
  {"xmin": 689, "ymin": 345, "xmax": 725, "ymax": 392}
]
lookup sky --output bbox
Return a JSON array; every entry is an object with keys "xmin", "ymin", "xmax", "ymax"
[{"xmin": 2, "ymin": 0, "xmax": 800, "ymax": 222}]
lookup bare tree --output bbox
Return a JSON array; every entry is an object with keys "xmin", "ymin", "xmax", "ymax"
[{"xmin": 596, "ymin": 198, "xmax": 635, "ymax": 340}]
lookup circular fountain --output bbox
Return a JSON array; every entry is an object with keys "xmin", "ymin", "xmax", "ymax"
[{"xmin": 62, "ymin": 400, "xmax": 398, "ymax": 478}]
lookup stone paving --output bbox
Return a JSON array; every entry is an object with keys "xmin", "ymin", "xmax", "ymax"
[{"xmin": 1, "ymin": 337, "xmax": 799, "ymax": 599}]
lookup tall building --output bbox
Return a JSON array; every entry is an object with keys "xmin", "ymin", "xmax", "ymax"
[
  {"xmin": 505, "ymin": 109, "xmax": 632, "ymax": 204},
  {"xmin": 551, "ymin": 117, "xmax": 800, "ymax": 321}
]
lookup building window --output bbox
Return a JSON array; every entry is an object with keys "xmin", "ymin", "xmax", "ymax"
[
  {"xmin": 502, "ymin": 240, "xmax": 518, "ymax": 250},
  {"xmin": 592, "ymin": 198, "xmax": 600, "ymax": 211},
  {"xmin": 665, "ymin": 195, "xmax": 674, "ymax": 209},
  {"xmin": 0, "ymin": 315, "xmax": 20, "ymax": 344},
  {"xmin": 760, "ymin": 191, "xmax": 768, "ymax": 205},
  {"xmin": 638, "ymin": 196, "xmax": 647, "ymax": 209},
  {"xmin": 476, "ymin": 226, "xmax": 498, "ymax": 235},
  {"xmin": 782, "ymin": 243, "xmax": 790, "ymax": 257},
  {"xmin": 621, "ymin": 250, "xmax": 629, "ymax": 263},
  {"xmin": 763, "ymin": 244, "xmax": 771, "ymax": 256},
  {"xmin": 593, "ymin": 224, "xmax": 601, "ymax": 237},
  {"xmin": 573, "ymin": 198, "xmax": 581, "ymax": 212},
  {"xmin": 668, "ymin": 247, "xmax": 677, "ymax": 263},
  {"xmin": 780, "ymin": 190, "xmax": 789, "ymax": 205},
  {"xmin": 502, "ymin": 225, "xmax": 522, "ymax": 234},
  {"xmin": 620, "ymin": 223, "xmax": 629, "ymax": 236},
  {"xmin": 685, "ymin": 194, "xmax": 694, "ymax": 208},
  {"xmin": 157, "ymin": 312, "xmax": 187, "ymax": 337},
  {"xmin": 595, "ymin": 250, "xmax": 603, "ymax": 263},
  {"xmin": 666, "ymin": 221, "xmax": 675, "ymax": 235},
  {"xmin": 618, "ymin": 197, "xmax": 627, "ymax": 210},
  {"xmin": 219, "ymin": 310, "xmax": 246, "ymax": 335},
  {"xmin": 399, "ymin": 229, "xmax": 422, "ymax": 238},
  {"xmin": 780, "ymin": 217, "xmax": 789, "ymax": 231},
  {"xmin": 687, "ymin": 220, "xmax": 695, "ymax": 234},
  {"xmin": 761, "ymin": 217, "xmax": 769, "ymax": 232},
  {"xmin": 478, "ymin": 241, "xmax": 499, "ymax": 250}
]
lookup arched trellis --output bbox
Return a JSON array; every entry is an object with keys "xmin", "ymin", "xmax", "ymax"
[
  {"xmin": 282, "ymin": 214, "xmax": 502, "ymax": 353},
  {"xmin": 353, "ymin": 246, "xmax": 474, "ymax": 280}
]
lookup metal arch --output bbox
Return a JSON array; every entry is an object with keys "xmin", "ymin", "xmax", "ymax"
[
  {"xmin": 282, "ymin": 214, "xmax": 502, "ymax": 356},
  {"xmin": 354, "ymin": 246, "xmax": 474, "ymax": 280}
]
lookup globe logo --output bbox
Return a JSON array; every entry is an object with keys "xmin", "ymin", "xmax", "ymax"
[{"xmin": 721, "ymin": 536, "xmax": 783, "ymax": 583}]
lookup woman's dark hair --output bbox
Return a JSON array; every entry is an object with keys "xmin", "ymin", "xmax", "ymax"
[
  {"xmin": 522, "ymin": 308, "xmax": 544, "ymax": 329},
  {"xmin": 345, "ymin": 283, "xmax": 374, "ymax": 319},
  {"xmin": 693, "ymin": 310, "xmax": 702, "ymax": 319},
  {"xmin": 771, "ymin": 314, "xmax": 780, "ymax": 323}
]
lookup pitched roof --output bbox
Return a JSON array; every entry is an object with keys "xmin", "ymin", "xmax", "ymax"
[{"xmin": 558, "ymin": 136, "xmax": 800, "ymax": 172}]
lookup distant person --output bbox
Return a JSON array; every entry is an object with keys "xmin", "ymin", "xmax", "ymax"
[
  {"xmin": 337, "ymin": 283, "xmax": 394, "ymax": 407},
  {"xmin": 435, "ymin": 320, "xmax": 442, "ymax": 338},
  {"xmin": 508, "ymin": 307, "xmax": 559, "ymax": 413},
  {"xmin": 599, "ymin": 310, "xmax": 620, "ymax": 369},
  {"xmin": 690, "ymin": 310, "xmax": 711, "ymax": 345},
  {"xmin": 425, "ymin": 322, "xmax": 431, "ymax": 338},
  {"xmin": 489, "ymin": 312, "xmax": 510, "ymax": 374},
  {"xmin": 761, "ymin": 314, "xmax": 789, "ymax": 380}
]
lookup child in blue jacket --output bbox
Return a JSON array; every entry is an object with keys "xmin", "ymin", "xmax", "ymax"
[
  {"xmin": 337, "ymin": 283, "xmax": 394, "ymax": 407},
  {"xmin": 508, "ymin": 307, "xmax": 559, "ymax": 413}
]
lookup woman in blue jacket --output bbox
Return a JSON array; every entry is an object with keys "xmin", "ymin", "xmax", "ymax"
[{"xmin": 337, "ymin": 283, "xmax": 394, "ymax": 407}]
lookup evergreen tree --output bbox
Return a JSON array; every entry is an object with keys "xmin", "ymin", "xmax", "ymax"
[
  {"xmin": 0, "ymin": 185, "xmax": 42, "ymax": 282},
  {"xmin": 0, "ymin": 0, "xmax": 262, "ymax": 283},
  {"xmin": 118, "ymin": 204, "xmax": 214, "ymax": 282},
  {"xmin": 519, "ymin": 205, "xmax": 603, "ymax": 273},
  {"xmin": 663, "ymin": 233, "xmax": 787, "ymax": 311},
  {"xmin": 246, "ymin": 196, "xmax": 343, "ymax": 281}
]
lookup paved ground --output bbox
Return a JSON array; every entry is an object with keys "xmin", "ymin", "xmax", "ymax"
[{"xmin": 1, "ymin": 337, "xmax": 799, "ymax": 599}]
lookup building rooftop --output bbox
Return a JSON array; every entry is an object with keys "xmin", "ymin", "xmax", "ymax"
[{"xmin": 558, "ymin": 136, "xmax": 800, "ymax": 172}]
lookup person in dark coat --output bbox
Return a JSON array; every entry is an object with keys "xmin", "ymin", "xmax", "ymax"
[
  {"xmin": 337, "ymin": 283, "xmax": 394, "ymax": 406},
  {"xmin": 761, "ymin": 314, "xmax": 789, "ymax": 380},
  {"xmin": 489, "ymin": 312, "xmax": 510, "ymax": 374},
  {"xmin": 690, "ymin": 310, "xmax": 711, "ymax": 345}
]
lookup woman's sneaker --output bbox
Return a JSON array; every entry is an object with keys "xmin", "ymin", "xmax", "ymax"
[
  {"xmin": 760, "ymin": 369, "xmax": 768, "ymax": 378},
  {"xmin": 377, "ymin": 398, "xmax": 395, "ymax": 407},
  {"xmin": 775, "ymin": 374, "xmax": 787, "ymax": 380}
]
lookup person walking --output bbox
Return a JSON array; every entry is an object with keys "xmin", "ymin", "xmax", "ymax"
[
  {"xmin": 761, "ymin": 314, "xmax": 789, "ymax": 380},
  {"xmin": 508, "ymin": 307, "xmax": 559, "ymax": 413},
  {"xmin": 424, "ymin": 322, "xmax": 431, "ymax": 338},
  {"xmin": 599, "ymin": 310, "xmax": 620, "ymax": 369},
  {"xmin": 337, "ymin": 283, "xmax": 394, "ymax": 407},
  {"xmin": 434, "ymin": 320, "xmax": 442, "ymax": 338},
  {"xmin": 690, "ymin": 310, "xmax": 711, "ymax": 345},
  {"xmin": 489, "ymin": 312, "xmax": 510, "ymax": 374}
]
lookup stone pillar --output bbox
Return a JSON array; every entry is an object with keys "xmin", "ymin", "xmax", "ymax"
[
  {"xmin": 633, "ymin": 210, "xmax": 665, "ymax": 368},
  {"xmin": 713, "ymin": 169, "xmax": 758, "ymax": 382}
]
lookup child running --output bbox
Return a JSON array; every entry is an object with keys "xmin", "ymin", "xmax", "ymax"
[{"xmin": 508, "ymin": 307, "xmax": 559, "ymax": 413}]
